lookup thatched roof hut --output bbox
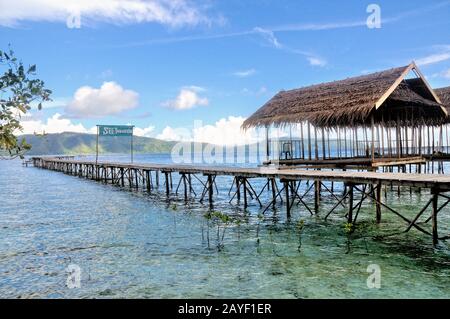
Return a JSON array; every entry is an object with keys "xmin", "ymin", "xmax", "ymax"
[{"xmin": 243, "ymin": 62, "xmax": 446, "ymax": 129}]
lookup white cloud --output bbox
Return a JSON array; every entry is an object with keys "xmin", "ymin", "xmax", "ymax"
[
  {"xmin": 183, "ymin": 85, "xmax": 206, "ymax": 92},
  {"xmin": 253, "ymin": 26, "xmax": 327, "ymax": 67},
  {"xmin": 233, "ymin": 69, "xmax": 256, "ymax": 78},
  {"xmin": 133, "ymin": 125, "xmax": 155, "ymax": 137},
  {"xmin": 17, "ymin": 114, "xmax": 263, "ymax": 146},
  {"xmin": 241, "ymin": 86, "xmax": 268, "ymax": 96},
  {"xmin": 416, "ymin": 52, "xmax": 450, "ymax": 66},
  {"xmin": 0, "ymin": 0, "xmax": 210, "ymax": 28},
  {"xmin": 65, "ymin": 81, "xmax": 139, "ymax": 118},
  {"xmin": 253, "ymin": 27, "xmax": 282, "ymax": 48},
  {"xmin": 156, "ymin": 126, "xmax": 191, "ymax": 141},
  {"xmin": 19, "ymin": 113, "xmax": 94, "ymax": 135},
  {"xmin": 120, "ymin": 2, "xmax": 450, "ymax": 47},
  {"xmin": 307, "ymin": 56, "xmax": 327, "ymax": 67},
  {"xmin": 257, "ymin": 86, "xmax": 268, "ymax": 95},
  {"xmin": 156, "ymin": 116, "xmax": 261, "ymax": 146},
  {"xmin": 29, "ymin": 97, "xmax": 69, "ymax": 110},
  {"xmin": 17, "ymin": 113, "xmax": 157, "ymax": 138},
  {"xmin": 432, "ymin": 68, "xmax": 450, "ymax": 79},
  {"xmin": 193, "ymin": 116, "xmax": 259, "ymax": 145},
  {"xmin": 163, "ymin": 86, "xmax": 209, "ymax": 110},
  {"xmin": 442, "ymin": 69, "xmax": 450, "ymax": 79}
]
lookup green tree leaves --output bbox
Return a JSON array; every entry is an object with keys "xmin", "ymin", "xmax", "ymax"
[{"xmin": 0, "ymin": 47, "xmax": 52, "ymax": 159}]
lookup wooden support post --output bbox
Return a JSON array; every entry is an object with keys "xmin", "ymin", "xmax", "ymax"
[
  {"xmin": 271, "ymin": 178, "xmax": 276, "ymax": 208},
  {"xmin": 284, "ymin": 181, "xmax": 291, "ymax": 218},
  {"xmin": 129, "ymin": 169, "xmax": 133, "ymax": 188},
  {"xmin": 208, "ymin": 175, "xmax": 213, "ymax": 208},
  {"xmin": 135, "ymin": 169, "xmax": 139, "ymax": 189},
  {"xmin": 146, "ymin": 170, "xmax": 151, "ymax": 192},
  {"xmin": 236, "ymin": 177, "xmax": 241, "ymax": 201},
  {"xmin": 321, "ymin": 127, "xmax": 326, "ymax": 159},
  {"xmin": 314, "ymin": 126, "xmax": 319, "ymax": 160},
  {"xmin": 397, "ymin": 119, "xmax": 402, "ymax": 158},
  {"xmin": 371, "ymin": 115, "xmax": 375, "ymax": 162},
  {"xmin": 431, "ymin": 189, "xmax": 439, "ymax": 246},
  {"xmin": 344, "ymin": 127, "xmax": 348, "ymax": 158},
  {"xmin": 300, "ymin": 123, "xmax": 305, "ymax": 159},
  {"xmin": 432, "ymin": 126, "xmax": 436, "ymax": 154},
  {"xmin": 418, "ymin": 125, "xmax": 422, "ymax": 156},
  {"xmin": 183, "ymin": 174, "xmax": 188, "ymax": 201},
  {"xmin": 405, "ymin": 125, "xmax": 409, "ymax": 155},
  {"xmin": 307, "ymin": 122, "xmax": 312, "ymax": 160},
  {"xmin": 188, "ymin": 174, "xmax": 192, "ymax": 193},
  {"xmin": 348, "ymin": 184, "xmax": 354, "ymax": 224},
  {"xmin": 156, "ymin": 171, "xmax": 159, "ymax": 187},
  {"xmin": 243, "ymin": 178, "xmax": 248, "ymax": 209},
  {"xmin": 337, "ymin": 127, "xmax": 341, "ymax": 158},
  {"xmin": 376, "ymin": 182, "xmax": 382, "ymax": 223},
  {"xmin": 165, "ymin": 172, "xmax": 170, "ymax": 196},
  {"xmin": 314, "ymin": 180, "xmax": 320, "ymax": 214},
  {"xmin": 327, "ymin": 129, "xmax": 331, "ymax": 159}
]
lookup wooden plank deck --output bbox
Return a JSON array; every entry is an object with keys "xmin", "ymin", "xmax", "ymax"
[{"xmin": 33, "ymin": 156, "xmax": 450, "ymax": 190}]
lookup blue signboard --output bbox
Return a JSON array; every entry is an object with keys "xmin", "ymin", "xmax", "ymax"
[{"xmin": 98, "ymin": 125, "xmax": 134, "ymax": 137}]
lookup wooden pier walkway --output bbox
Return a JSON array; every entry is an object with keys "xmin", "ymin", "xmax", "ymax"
[{"xmin": 31, "ymin": 156, "xmax": 450, "ymax": 245}]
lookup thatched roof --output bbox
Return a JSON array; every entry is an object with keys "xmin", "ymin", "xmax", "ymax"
[
  {"xmin": 243, "ymin": 62, "xmax": 446, "ymax": 129},
  {"xmin": 435, "ymin": 86, "xmax": 450, "ymax": 113}
]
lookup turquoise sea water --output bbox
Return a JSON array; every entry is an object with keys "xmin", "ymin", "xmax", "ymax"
[{"xmin": 0, "ymin": 154, "xmax": 449, "ymax": 298}]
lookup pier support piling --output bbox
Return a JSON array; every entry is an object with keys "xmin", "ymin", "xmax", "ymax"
[
  {"xmin": 284, "ymin": 180, "xmax": 291, "ymax": 218},
  {"xmin": 376, "ymin": 182, "xmax": 382, "ymax": 223},
  {"xmin": 432, "ymin": 189, "xmax": 439, "ymax": 246},
  {"xmin": 347, "ymin": 184, "xmax": 354, "ymax": 224},
  {"xmin": 164, "ymin": 172, "xmax": 170, "ymax": 196},
  {"xmin": 207, "ymin": 175, "xmax": 214, "ymax": 209},
  {"xmin": 314, "ymin": 180, "xmax": 320, "ymax": 215}
]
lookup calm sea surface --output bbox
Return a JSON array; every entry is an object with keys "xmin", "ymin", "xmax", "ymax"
[{"xmin": 0, "ymin": 154, "xmax": 449, "ymax": 298}]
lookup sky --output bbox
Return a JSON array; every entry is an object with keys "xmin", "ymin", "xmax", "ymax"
[{"xmin": 1, "ymin": 0, "xmax": 450, "ymax": 145}]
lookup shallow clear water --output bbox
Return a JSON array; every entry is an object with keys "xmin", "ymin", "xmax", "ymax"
[{"xmin": 0, "ymin": 154, "xmax": 449, "ymax": 298}]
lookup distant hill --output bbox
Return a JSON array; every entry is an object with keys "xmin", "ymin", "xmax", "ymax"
[{"xmin": 19, "ymin": 132, "xmax": 177, "ymax": 155}]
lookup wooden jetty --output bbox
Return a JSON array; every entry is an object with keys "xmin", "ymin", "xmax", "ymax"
[{"xmin": 31, "ymin": 156, "xmax": 449, "ymax": 246}]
